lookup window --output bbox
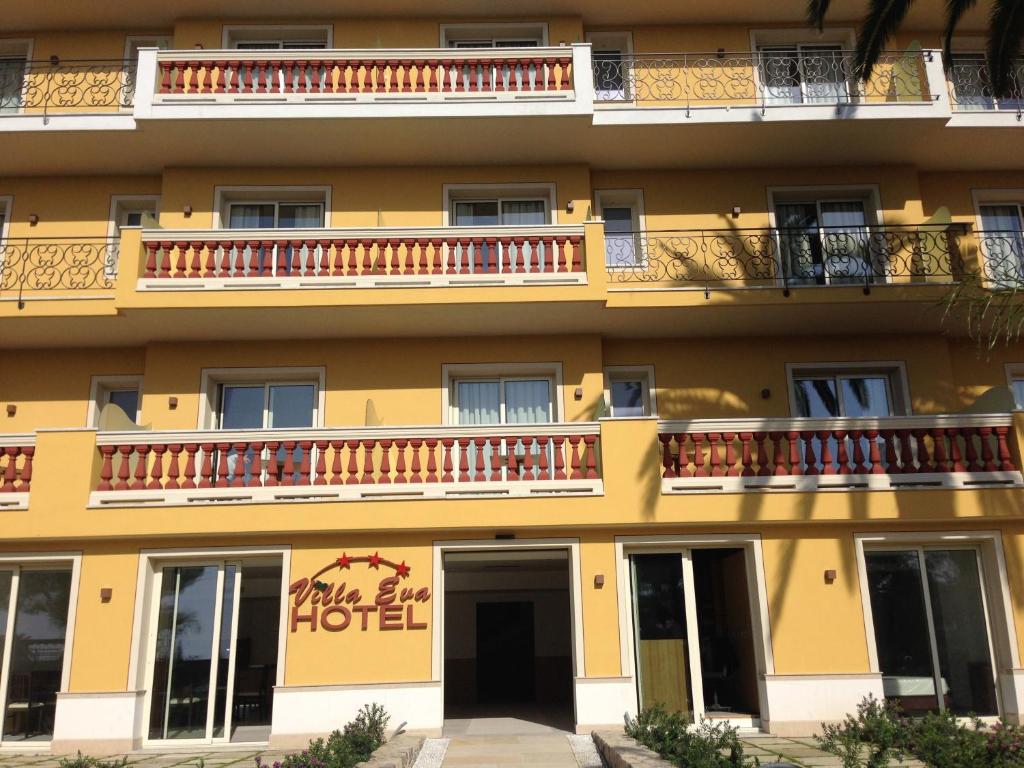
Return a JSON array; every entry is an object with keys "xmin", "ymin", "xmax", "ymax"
[
  {"xmin": 441, "ymin": 24, "xmax": 546, "ymax": 48},
  {"xmin": 446, "ymin": 185, "xmax": 554, "ymax": 272},
  {"xmin": 0, "ymin": 41, "xmax": 31, "ymax": 114},
  {"xmin": 451, "ymin": 377, "xmax": 554, "ymax": 426},
  {"xmin": 90, "ymin": 375, "xmax": 143, "ymax": 428},
  {"xmin": 589, "ymin": 32, "xmax": 633, "ymax": 101},
  {"xmin": 771, "ymin": 191, "xmax": 879, "ymax": 285},
  {"xmin": 758, "ymin": 44, "xmax": 849, "ymax": 105},
  {"xmin": 108, "ymin": 196, "xmax": 159, "ymax": 276},
  {"xmin": 226, "ymin": 201, "xmax": 325, "ymax": 229},
  {"xmin": 863, "ymin": 547, "xmax": 998, "ymax": 716},
  {"xmin": 0, "ymin": 565, "xmax": 74, "ymax": 743},
  {"xmin": 978, "ymin": 203, "xmax": 1024, "ymax": 285},
  {"xmin": 604, "ymin": 366, "xmax": 656, "ymax": 418},
  {"xmin": 224, "ymin": 27, "xmax": 330, "ymax": 49},
  {"xmin": 788, "ymin": 365, "xmax": 907, "ymax": 417},
  {"xmin": 948, "ymin": 52, "xmax": 1024, "ymax": 112},
  {"xmin": 596, "ymin": 190, "xmax": 645, "ymax": 268}
]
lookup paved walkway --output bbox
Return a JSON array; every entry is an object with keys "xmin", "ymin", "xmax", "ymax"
[
  {"xmin": 0, "ymin": 750, "xmax": 271, "ymax": 768},
  {"xmin": 740, "ymin": 734, "xmax": 924, "ymax": 766},
  {"xmin": 436, "ymin": 734, "xmax": 588, "ymax": 768}
]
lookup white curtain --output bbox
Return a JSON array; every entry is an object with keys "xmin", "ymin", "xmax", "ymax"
[
  {"xmin": 504, "ymin": 380, "xmax": 552, "ymax": 423},
  {"xmin": 800, "ymin": 46, "xmax": 847, "ymax": 104},
  {"xmin": 501, "ymin": 201, "xmax": 546, "ymax": 270},
  {"xmin": 457, "ymin": 381, "xmax": 501, "ymax": 425},
  {"xmin": 819, "ymin": 201, "xmax": 869, "ymax": 282}
]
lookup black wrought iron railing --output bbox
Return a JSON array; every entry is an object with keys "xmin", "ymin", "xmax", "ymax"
[
  {"xmin": 603, "ymin": 225, "xmax": 968, "ymax": 290},
  {"xmin": 0, "ymin": 59, "xmax": 135, "ymax": 117},
  {"xmin": 0, "ymin": 238, "xmax": 119, "ymax": 306},
  {"xmin": 592, "ymin": 49, "xmax": 933, "ymax": 108},
  {"xmin": 947, "ymin": 56, "xmax": 1024, "ymax": 115}
]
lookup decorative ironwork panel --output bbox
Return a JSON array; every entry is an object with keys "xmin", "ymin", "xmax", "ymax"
[
  {"xmin": 593, "ymin": 50, "xmax": 931, "ymax": 106},
  {"xmin": 0, "ymin": 60, "xmax": 133, "ymax": 114},
  {"xmin": 0, "ymin": 239, "xmax": 118, "ymax": 295},
  {"xmin": 948, "ymin": 55, "xmax": 1024, "ymax": 114},
  {"xmin": 975, "ymin": 231, "xmax": 1024, "ymax": 285},
  {"xmin": 605, "ymin": 226, "xmax": 967, "ymax": 288}
]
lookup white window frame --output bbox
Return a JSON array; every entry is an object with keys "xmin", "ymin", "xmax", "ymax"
[
  {"xmin": 0, "ymin": 195, "xmax": 12, "ymax": 242},
  {"xmin": 603, "ymin": 365, "xmax": 657, "ymax": 418},
  {"xmin": 221, "ymin": 25, "xmax": 333, "ymax": 49},
  {"xmin": 587, "ymin": 31, "xmax": 634, "ymax": 101},
  {"xmin": 439, "ymin": 23, "xmax": 548, "ymax": 48},
  {"xmin": 127, "ymin": 545, "xmax": 290, "ymax": 748},
  {"xmin": 854, "ymin": 531, "xmax": 1017, "ymax": 721},
  {"xmin": 442, "ymin": 183, "xmax": 557, "ymax": 227},
  {"xmin": 0, "ymin": 551, "xmax": 82, "ymax": 747},
  {"xmin": 614, "ymin": 534, "xmax": 774, "ymax": 727},
  {"xmin": 449, "ymin": 376, "xmax": 556, "ymax": 426},
  {"xmin": 0, "ymin": 39, "xmax": 34, "ymax": 116},
  {"xmin": 595, "ymin": 189, "xmax": 647, "ymax": 270},
  {"xmin": 441, "ymin": 362, "xmax": 564, "ymax": 425},
  {"xmin": 1005, "ymin": 363, "xmax": 1024, "ymax": 408},
  {"xmin": 198, "ymin": 367, "xmax": 326, "ymax": 430},
  {"xmin": 107, "ymin": 195, "xmax": 160, "ymax": 238},
  {"xmin": 87, "ymin": 374, "xmax": 144, "ymax": 428},
  {"xmin": 213, "ymin": 186, "xmax": 331, "ymax": 230},
  {"xmin": 785, "ymin": 361, "xmax": 911, "ymax": 417}
]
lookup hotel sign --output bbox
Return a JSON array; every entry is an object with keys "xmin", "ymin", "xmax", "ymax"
[{"xmin": 289, "ymin": 552, "xmax": 431, "ymax": 633}]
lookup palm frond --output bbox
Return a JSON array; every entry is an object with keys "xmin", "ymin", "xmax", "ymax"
[
  {"xmin": 942, "ymin": 0, "xmax": 979, "ymax": 69},
  {"xmin": 987, "ymin": 0, "xmax": 1024, "ymax": 97},
  {"xmin": 808, "ymin": 0, "xmax": 833, "ymax": 31},
  {"xmin": 854, "ymin": 0, "xmax": 918, "ymax": 80}
]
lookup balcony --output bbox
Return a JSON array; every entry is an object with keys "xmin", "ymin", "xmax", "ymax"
[
  {"xmin": 604, "ymin": 224, "xmax": 969, "ymax": 294},
  {"xmin": 137, "ymin": 225, "xmax": 587, "ymax": 290},
  {"xmin": 89, "ymin": 423, "xmax": 602, "ymax": 507},
  {"xmin": 0, "ymin": 58, "xmax": 136, "ymax": 129},
  {"xmin": 592, "ymin": 49, "xmax": 939, "ymax": 121},
  {"xmin": 947, "ymin": 56, "xmax": 1024, "ymax": 125},
  {"xmin": 0, "ymin": 237, "xmax": 118, "ymax": 308},
  {"xmin": 0, "ymin": 435, "xmax": 34, "ymax": 510},
  {"xmin": 657, "ymin": 414, "xmax": 1022, "ymax": 494}
]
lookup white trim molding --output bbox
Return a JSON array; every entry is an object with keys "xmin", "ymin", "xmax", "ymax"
[{"xmin": 762, "ymin": 673, "xmax": 885, "ymax": 735}]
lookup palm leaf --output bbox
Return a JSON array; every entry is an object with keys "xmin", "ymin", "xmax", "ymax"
[
  {"xmin": 808, "ymin": 0, "xmax": 833, "ymax": 31},
  {"xmin": 854, "ymin": 0, "xmax": 918, "ymax": 80},
  {"xmin": 942, "ymin": 0, "xmax": 979, "ymax": 69},
  {"xmin": 987, "ymin": 0, "xmax": 1024, "ymax": 97}
]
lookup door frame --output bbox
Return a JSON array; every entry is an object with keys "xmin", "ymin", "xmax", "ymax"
[
  {"xmin": 128, "ymin": 546, "xmax": 290, "ymax": 747},
  {"xmin": 854, "ymin": 530, "xmax": 1018, "ymax": 721},
  {"xmin": 615, "ymin": 534, "xmax": 774, "ymax": 727},
  {"xmin": 431, "ymin": 538, "xmax": 584, "ymax": 721},
  {"xmin": 0, "ymin": 552, "xmax": 82, "ymax": 747}
]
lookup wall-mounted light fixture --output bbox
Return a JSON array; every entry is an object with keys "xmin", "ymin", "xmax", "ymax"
[
  {"xmin": 168, "ymin": 396, "xmax": 178, "ymax": 409},
  {"xmin": 594, "ymin": 574, "xmax": 605, "ymax": 588},
  {"xmin": 760, "ymin": 388, "xmax": 771, "ymax": 400},
  {"xmin": 27, "ymin": 214, "xmax": 39, "ymax": 226},
  {"xmin": 49, "ymin": 55, "xmax": 60, "ymax": 66},
  {"xmin": 183, "ymin": 204, "xmax": 193, "ymax": 218},
  {"xmin": 574, "ymin": 386, "xmax": 584, "ymax": 401},
  {"xmin": 566, "ymin": 200, "xmax": 575, "ymax": 214},
  {"xmin": 100, "ymin": 588, "xmax": 113, "ymax": 603},
  {"xmin": 716, "ymin": 48, "xmax": 725, "ymax": 59},
  {"xmin": 731, "ymin": 206, "xmax": 741, "ymax": 219},
  {"xmin": 824, "ymin": 569, "xmax": 837, "ymax": 584},
  {"xmin": 5, "ymin": 404, "xmax": 16, "ymax": 417}
]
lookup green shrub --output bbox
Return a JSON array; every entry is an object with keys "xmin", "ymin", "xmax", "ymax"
[
  {"xmin": 624, "ymin": 705, "xmax": 748, "ymax": 768},
  {"xmin": 816, "ymin": 696, "xmax": 1024, "ymax": 768},
  {"xmin": 58, "ymin": 753, "xmax": 128, "ymax": 768},
  {"xmin": 256, "ymin": 704, "xmax": 390, "ymax": 768}
]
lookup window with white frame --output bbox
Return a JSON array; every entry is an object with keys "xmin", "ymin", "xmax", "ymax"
[
  {"xmin": 771, "ymin": 189, "xmax": 879, "ymax": 286},
  {"xmin": 123, "ymin": 36, "xmax": 170, "ymax": 106},
  {"xmin": 0, "ymin": 41, "xmax": 31, "ymax": 114},
  {"xmin": 217, "ymin": 190, "xmax": 328, "ymax": 275},
  {"xmin": 788, "ymin": 364, "xmax": 907, "ymax": 418},
  {"xmin": 588, "ymin": 32, "xmax": 633, "ymax": 101},
  {"xmin": 977, "ymin": 202, "xmax": 1024, "ymax": 285},
  {"xmin": 441, "ymin": 24, "xmax": 545, "ymax": 48},
  {"xmin": 605, "ymin": 366, "xmax": 656, "ymax": 418},
  {"xmin": 90, "ymin": 375, "xmax": 143, "ymax": 428},
  {"xmin": 596, "ymin": 190, "xmax": 644, "ymax": 268},
  {"xmin": 225, "ymin": 200, "xmax": 325, "ymax": 229},
  {"xmin": 447, "ymin": 185, "xmax": 554, "ymax": 273},
  {"xmin": 757, "ymin": 44, "xmax": 849, "ymax": 104},
  {"xmin": 862, "ymin": 544, "xmax": 999, "ymax": 716},
  {"xmin": 225, "ymin": 27, "xmax": 330, "ymax": 49}
]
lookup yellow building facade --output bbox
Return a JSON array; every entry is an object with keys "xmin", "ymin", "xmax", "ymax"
[{"xmin": 2, "ymin": 0, "xmax": 1024, "ymax": 754}]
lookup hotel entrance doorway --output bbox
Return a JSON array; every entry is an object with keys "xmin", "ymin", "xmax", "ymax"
[{"xmin": 443, "ymin": 549, "xmax": 574, "ymax": 733}]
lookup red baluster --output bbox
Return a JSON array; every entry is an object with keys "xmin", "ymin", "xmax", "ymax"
[
  {"xmin": 834, "ymin": 430, "xmax": 851, "ymax": 474},
  {"xmin": 897, "ymin": 429, "xmax": 915, "ymax": 473},
  {"xmin": 144, "ymin": 242, "xmax": 158, "ymax": 278},
  {"xmin": 866, "ymin": 429, "xmax": 883, "ymax": 474},
  {"xmin": 249, "ymin": 442, "xmax": 264, "ymax": 487},
  {"xmin": 514, "ymin": 236, "xmax": 528, "ymax": 273},
  {"xmin": 375, "ymin": 59, "xmax": 387, "ymax": 91},
  {"xmin": 278, "ymin": 441, "xmax": 296, "ymax": 486},
  {"xmin": 228, "ymin": 443, "xmax": 247, "ymax": 487},
  {"xmin": 313, "ymin": 440, "xmax": 329, "ymax": 485},
  {"xmin": 182, "ymin": 444, "xmax": 198, "ymax": 488},
  {"xmin": 329, "ymin": 440, "xmax": 344, "ymax": 484},
  {"xmin": 485, "ymin": 237, "xmax": 498, "ymax": 273},
  {"xmin": 560, "ymin": 57, "xmax": 571, "ymax": 89},
  {"xmin": 265, "ymin": 441, "xmax": 280, "ymax": 486},
  {"xmin": 400, "ymin": 59, "xmax": 412, "ymax": 92},
  {"xmin": 570, "ymin": 235, "xmax": 583, "ymax": 271},
  {"xmin": 115, "ymin": 445, "xmax": 132, "ymax": 490},
  {"xmin": 357, "ymin": 439, "xmax": 374, "ymax": 483},
  {"xmin": 537, "ymin": 436, "xmax": 551, "ymax": 480},
  {"xmin": 159, "ymin": 60, "xmax": 172, "ymax": 93},
  {"xmin": 506, "ymin": 437, "xmax": 520, "ymax": 480},
  {"xmin": 708, "ymin": 433, "xmax": 723, "ymax": 477},
  {"xmin": 442, "ymin": 438, "xmax": 455, "ymax": 482},
  {"xmin": 569, "ymin": 436, "xmax": 583, "ymax": 479},
  {"xmin": 770, "ymin": 432, "xmax": 786, "ymax": 475},
  {"xmin": 16, "ymin": 447, "xmax": 32, "ymax": 492},
  {"xmin": 431, "ymin": 238, "xmax": 443, "ymax": 274},
  {"xmin": 425, "ymin": 439, "xmax": 438, "ymax": 482},
  {"xmin": 738, "ymin": 432, "xmax": 753, "ymax": 477},
  {"xmin": 802, "ymin": 431, "xmax": 819, "ymax": 476},
  {"xmin": 215, "ymin": 61, "xmax": 226, "ymax": 93},
  {"xmin": 818, "ymin": 431, "xmax": 834, "ymax": 475},
  {"xmin": 659, "ymin": 434, "xmax": 676, "ymax": 479},
  {"xmin": 468, "ymin": 60, "xmax": 479, "ymax": 92},
  {"xmin": 166, "ymin": 444, "xmax": 181, "ymax": 489},
  {"xmin": 214, "ymin": 442, "xmax": 231, "ymax": 487},
  {"xmin": 850, "ymin": 430, "xmax": 867, "ymax": 473},
  {"xmin": 409, "ymin": 438, "xmax": 423, "ymax": 483},
  {"xmin": 692, "ymin": 433, "xmax": 707, "ymax": 477},
  {"xmin": 531, "ymin": 58, "xmax": 543, "ymax": 90},
  {"xmin": 174, "ymin": 60, "xmax": 186, "ymax": 93},
  {"xmin": 995, "ymin": 425, "xmax": 1016, "ymax": 470},
  {"xmin": 457, "ymin": 438, "xmax": 470, "ymax": 481},
  {"xmin": 913, "ymin": 429, "xmax": 933, "ymax": 472},
  {"xmin": 489, "ymin": 437, "xmax": 503, "ymax": 481},
  {"xmin": 542, "ymin": 236, "xmax": 555, "ymax": 273},
  {"xmin": 676, "ymin": 433, "xmax": 693, "ymax": 478},
  {"xmin": 345, "ymin": 439, "xmax": 360, "ymax": 484},
  {"xmin": 131, "ymin": 445, "xmax": 150, "ymax": 490},
  {"xmin": 979, "ymin": 426, "xmax": 997, "ymax": 471},
  {"xmin": 552, "ymin": 436, "xmax": 567, "ymax": 479},
  {"xmin": 930, "ymin": 428, "xmax": 949, "ymax": 472},
  {"xmin": 881, "ymin": 430, "xmax": 899, "ymax": 473},
  {"xmin": 97, "ymin": 446, "xmax": 115, "ymax": 491},
  {"xmin": 545, "ymin": 57, "xmax": 557, "ymax": 89},
  {"xmin": 197, "ymin": 443, "xmax": 215, "ymax": 488},
  {"xmin": 948, "ymin": 428, "xmax": 966, "ymax": 472},
  {"xmin": 413, "ymin": 61, "xmax": 426, "ymax": 93},
  {"xmin": 786, "ymin": 431, "xmax": 802, "ymax": 475},
  {"xmin": 471, "ymin": 437, "xmax": 486, "ymax": 481},
  {"xmin": 584, "ymin": 435, "xmax": 598, "ymax": 479},
  {"xmin": 427, "ymin": 60, "xmax": 439, "ymax": 92},
  {"xmin": 754, "ymin": 432, "xmax": 770, "ymax": 476},
  {"xmin": 521, "ymin": 437, "xmax": 535, "ymax": 480}
]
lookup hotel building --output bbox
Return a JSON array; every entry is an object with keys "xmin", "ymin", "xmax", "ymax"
[{"xmin": 1, "ymin": 0, "xmax": 1024, "ymax": 754}]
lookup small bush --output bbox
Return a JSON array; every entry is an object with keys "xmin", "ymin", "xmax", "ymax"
[
  {"xmin": 625, "ymin": 705, "xmax": 748, "ymax": 768},
  {"xmin": 816, "ymin": 695, "xmax": 1024, "ymax": 768},
  {"xmin": 256, "ymin": 704, "xmax": 390, "ymax": 768},
  {"xmin": 58, "ymin": 754, "xmax": 128, "ymax": 768}
]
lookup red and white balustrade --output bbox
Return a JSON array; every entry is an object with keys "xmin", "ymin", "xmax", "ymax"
[
  {"xmin": 0, "ymin": 436, "xmax": 35, "ymax": 509},
  {"xmin": 138, "ymin": 226, "xmax": 586, "ymax": 289},
  {"xmin": 154, "ymin": 48, "xmax": 574, "ymax": 102},
  {"xmin": 91, "ymin": 424, "xmax": 601, "ymax": 506},
  {"xmin": 658, "ymin": 414, "xmax": 1021, "ymax": 493}
]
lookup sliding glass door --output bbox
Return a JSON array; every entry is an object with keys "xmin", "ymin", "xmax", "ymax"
[
  {"xmin": 146, "ymin": 560, "xmax": 282, "ymax": 744},
  {"xmin": 865, "ymin": 548, "xmax": 999, "ymax": 716},
  {"xmin": 776, "ymin": 200, "xmax": 874, "ymax": 285},
  {"xmin": 629, "ymin": 549, "xmax": 761, "ymax": 724},
  {"xmin": 0, "ymin": 567, "xmax": 74, "ymax": 743}
]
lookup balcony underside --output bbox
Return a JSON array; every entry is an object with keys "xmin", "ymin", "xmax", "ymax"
[
  {"xmin": 0, "ymin": 286, "xmax": 962, "ymax": 348},
  {"xmin": 1, "ymin": 111, "xmax": 1021, "ymax": 175}
]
